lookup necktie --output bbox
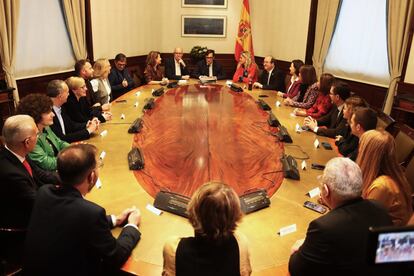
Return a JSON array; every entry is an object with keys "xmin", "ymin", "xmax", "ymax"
[{"xmin": 23, "ymin": 159, "xmax": 33, "ymax": 177}]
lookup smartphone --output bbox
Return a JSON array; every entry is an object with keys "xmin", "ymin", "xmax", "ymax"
[
  {"xmin": 304, "ymin": 200, "xmax": 328, "ymax": 214},
  {"xmin": 321, "ymin": 142, "xmax": 333, "ymax": 150},
  {"xmin": 115, "ymin": 99, "xmax": 127, "ymax": 103},
  {"xmin": 311, "ymin": 163, "xmax": 325, "ymax": 170}
]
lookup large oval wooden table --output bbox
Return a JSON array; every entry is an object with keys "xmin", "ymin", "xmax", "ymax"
[{"xmin": 86, "ymin": 80, "xmax": 338, "ymax": 276}]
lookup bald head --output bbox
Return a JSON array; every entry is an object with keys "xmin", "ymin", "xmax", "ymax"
[
  {"xmin": 2, "ymin": 115, "xmax": 38, "ymax": 148},
  {"xmin": 57, "ymin": 144, "xmax": 97, "ymax": 187}
]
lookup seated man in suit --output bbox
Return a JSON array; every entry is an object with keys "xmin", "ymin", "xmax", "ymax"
[
  {"xmin": 337, "ymin": 107, "xmax": 377, "ymax": 161},
  {"xmin": 47, "ymin": 79, "xmax": 99, "ymax": 143},
  {"xmin": 75, "ymin": 59, "xmax": 111, "ymax": 113},
  {"xmin": 253, "ymin": 55, "xmax": 285, "ymax": 91},
  {"xmin": 304, "ymin": 81, "xmax": 351, "ymax": 138},
  {"xmin": 108, "ymin": 53, "xmax": 136, "ymax": 99},
  {"xmin": 0, "ymin": 115, "xmax": 59, "ymax": 262},
  {"xmin": 289, "ymin": 157, "xmax": 392, "ymax": 276},
  {"xmin": 165, "ymin": 47, "xmax": 190, "ymax": 80},
  {"xmin": 24, "ymin": 144, "xmax": 142, "ymax": 275},
  {"xmin": 193, "ymin": 49, "xmax": 225, "ymax": 80}
]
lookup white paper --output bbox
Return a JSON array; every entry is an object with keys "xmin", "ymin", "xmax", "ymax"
[
  {"xmin": 95, "ymin": 178, "xmax": 102, "ymax": 189},
  {"xmin": 276, "ymin": 101, "xmax": 281, "ymax": 107},
  {"xmin": 226, "ymin": 80, "xmax": 233, "ymax": 86},
  {"xmin": 314, "ymin": 139, "xmax": 320, "ymax": 148},
  {"xmin": 99, "ymin": 151, "xmax": 106, "ymax": 160},
  {"xmin": 278, "ymin": 224, "xmax": 297, "ymax": 236},
  {"xmin": 134, "ymin": 101, "xmax": 139, "ymax": 107},
  {"xmin": 146, "ymin": 204, "xmax": 162, "ymax": 216},
  {"xmin": 308, "ymin": 187, "xmax": 321, "ymax": 198},
  {"xmin": 301, "ymin": 160, "xmax": 307, "ymax": 170},
  {"xmin": 100, "ymin": 130, "xmax": 108, "ymax": 137},
  {"xmin": 135, "ymin": 91, "xmax": 141, "ymax": 96},
  {"xmin": 178, "ymin": 80, "xmax": 187, "ymax": 85},
  {"xmin": 120, "ymin": 114, "xmax": 125, "ymax": 119},
  {"xmin": 295, "ymin": 123, "xmax": 302, "ymax": 133}
]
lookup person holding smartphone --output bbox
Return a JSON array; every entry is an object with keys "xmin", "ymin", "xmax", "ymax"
[{"xmin": 289, "ymin": 157, "xmax": 392, "ymax": 276}]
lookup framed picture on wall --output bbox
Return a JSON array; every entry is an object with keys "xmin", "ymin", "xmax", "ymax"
[
  {"xmin": 182, "ymin": 0, "xmax": 228, "ymax": 9},
  {"xmin": 182, "ymin": 15, "xmax": 227, "ymax": 38}
]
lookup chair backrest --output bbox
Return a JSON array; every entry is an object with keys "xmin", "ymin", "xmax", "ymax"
[
  {"xmin": 394, "ymin": 123, "xmax": 414, "ymax": 166},
  {"xmin": 405, "ymin": 156, "xmax": 414, "ymax": 194},
  {"xmin": 375, "ymin": 109, "xmax": 397, "ymax": 135}
]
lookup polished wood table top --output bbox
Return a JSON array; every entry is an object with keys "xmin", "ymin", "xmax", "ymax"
[
  {"xmin": 86, "ymin": 80, "xmax": 338, "ymax": 276},
  {"xmin": 133, "ymin": 83, "xmax": 284, "ymax": 198}
]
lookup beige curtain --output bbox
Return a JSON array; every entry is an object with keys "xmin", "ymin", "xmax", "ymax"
[
  {"xmin": 383, "ymin": 0, "xmax": 414, "ymax": 114},
  {"xmin": 0, "ymin": 0, "xmax": 20, "ymax": 103},
  {"xmin": 61, "ymin": 0, "xmax": 87, "ymax": 60},
  {"xmin": 312, "ymin": 0, "xmax": 341, "ymax": 77}
]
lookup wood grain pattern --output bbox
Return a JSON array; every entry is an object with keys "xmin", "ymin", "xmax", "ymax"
[{"xmin": 132, "ymin": 84, "xmax": 284, "ymax": 197}]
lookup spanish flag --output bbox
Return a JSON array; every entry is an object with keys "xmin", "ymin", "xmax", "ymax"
[{"xmin": 235, "ymin": 0, "xmax": 254, "ymax": 61}]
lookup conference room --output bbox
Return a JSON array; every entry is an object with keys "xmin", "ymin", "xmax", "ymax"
[{"xmin": 1, "ymin": 0, "xmax": 414, "ymax": 275}]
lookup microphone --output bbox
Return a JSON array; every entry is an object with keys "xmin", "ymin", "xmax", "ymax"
[
  {"xmin": 230, "ymin": 83, "xmax": 243, "ymax": 92},
  {"xmin": 275, "ymin": 125, "xmax": 293, "ymax": 143},
  {"xmin": 281, "ymin": 155, "xmax": 300, "ymax": 180},
  {"xmin": 143, "ymin": 98, "xmax": 155, "ymax": 110},
  {"xmin": 268, "ymin": 112, "xmax": 281, "ymax": 127}
]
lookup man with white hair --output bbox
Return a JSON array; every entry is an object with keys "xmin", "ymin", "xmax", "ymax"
[
  {"xmin": 165, "ymin": 47, "xmax": 190, "ymax": 80},
  {"xmin": 0, "ymin": 115, "xmax": 60, "ymax": 228},
  {"xmin": 0, "ymin": 115, "xmax": 59, "ymax": 263},
  {"xmin": 289, "ymin": 157, "xmax": 392, "ymax": 276}
]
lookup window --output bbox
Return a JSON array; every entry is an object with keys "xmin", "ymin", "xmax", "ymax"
[
  {"xmin": 15, "ymin": 0, "xmax": 75, "ymax": 79},
  {"xmin": 324, "ymin": 0, "xmax": 389, "ymax": 86}
]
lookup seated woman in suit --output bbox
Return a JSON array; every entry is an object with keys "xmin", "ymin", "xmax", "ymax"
[
  {"xmin": 232, "ymin": 51, "xmax": 258, "ymax": 84},
  {"xmin": 91, "ymin": 58, "xmax": 112, "ymax": 104},
  {"xmin": 293, "ymin": 73, "xmax": 335, "ymax": 118},
  {"xmin": 357, "ymin": 130, "xmax": 413, "ymax": 226},
  {"xmin": 162, "ymin": 182, "xmax": 252, "ymax": 276},
  {"xmin": 277, "ymin": 59, "xmax": 304, "ymax": 98},
  {"xmin": 16, "ymin": 94, "xmax": 69, "ymax": 171},
  {"xmin": 64, "ymin": 76, "xmax": 112, "ymax": 124},
  {"xmin": 144, "ymin": 51, "xmax": 168, "ymax": 85},
  {"xmin": 283, "ymin": 65, "xmax": 318, "ymax": 109}
]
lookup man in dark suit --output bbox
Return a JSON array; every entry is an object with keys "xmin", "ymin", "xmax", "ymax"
[
  {"xmin": 24, "ymin": 144, "xmax": 142, "ymax": 275},
  {"xmin": 304, "ymin": 81, "xmax": 350, "ymax": 138},
  {"xmin": 289, "ymin": 157, "xmax": 393, "ymax": 276},
  {"xmin": 193, "ymin": 49, "xmax": 226, "ymax": 80},
  {"xmin": 0, "ymin": 115, "xmax": 40, "ymax": 229},
  {"xmin": 253, "ymin": 56, "xmax": 285, "ymax": 91},
  {"xmin": 108, "ymin": 53, "xmax": 136, "ymax": 99},
  {"xmin": 165, "ymin": 47, "xmax": 190, "ymax": 80},
  {"xmin": 0, "ymin": 115, "xmax": 59, "ymax": 263},
  {"xmin": 47, "ymin": 79, "xmax": 99, "ymax": 143}
]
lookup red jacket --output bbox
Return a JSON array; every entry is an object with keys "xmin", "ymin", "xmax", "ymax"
[
  {"xmin": 232, "ymin": 63, "xmax": 258, "ymax": 84},
  {"xmin": 306, "ymin": 93, "xmax": 333, "ymax": 119}
]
